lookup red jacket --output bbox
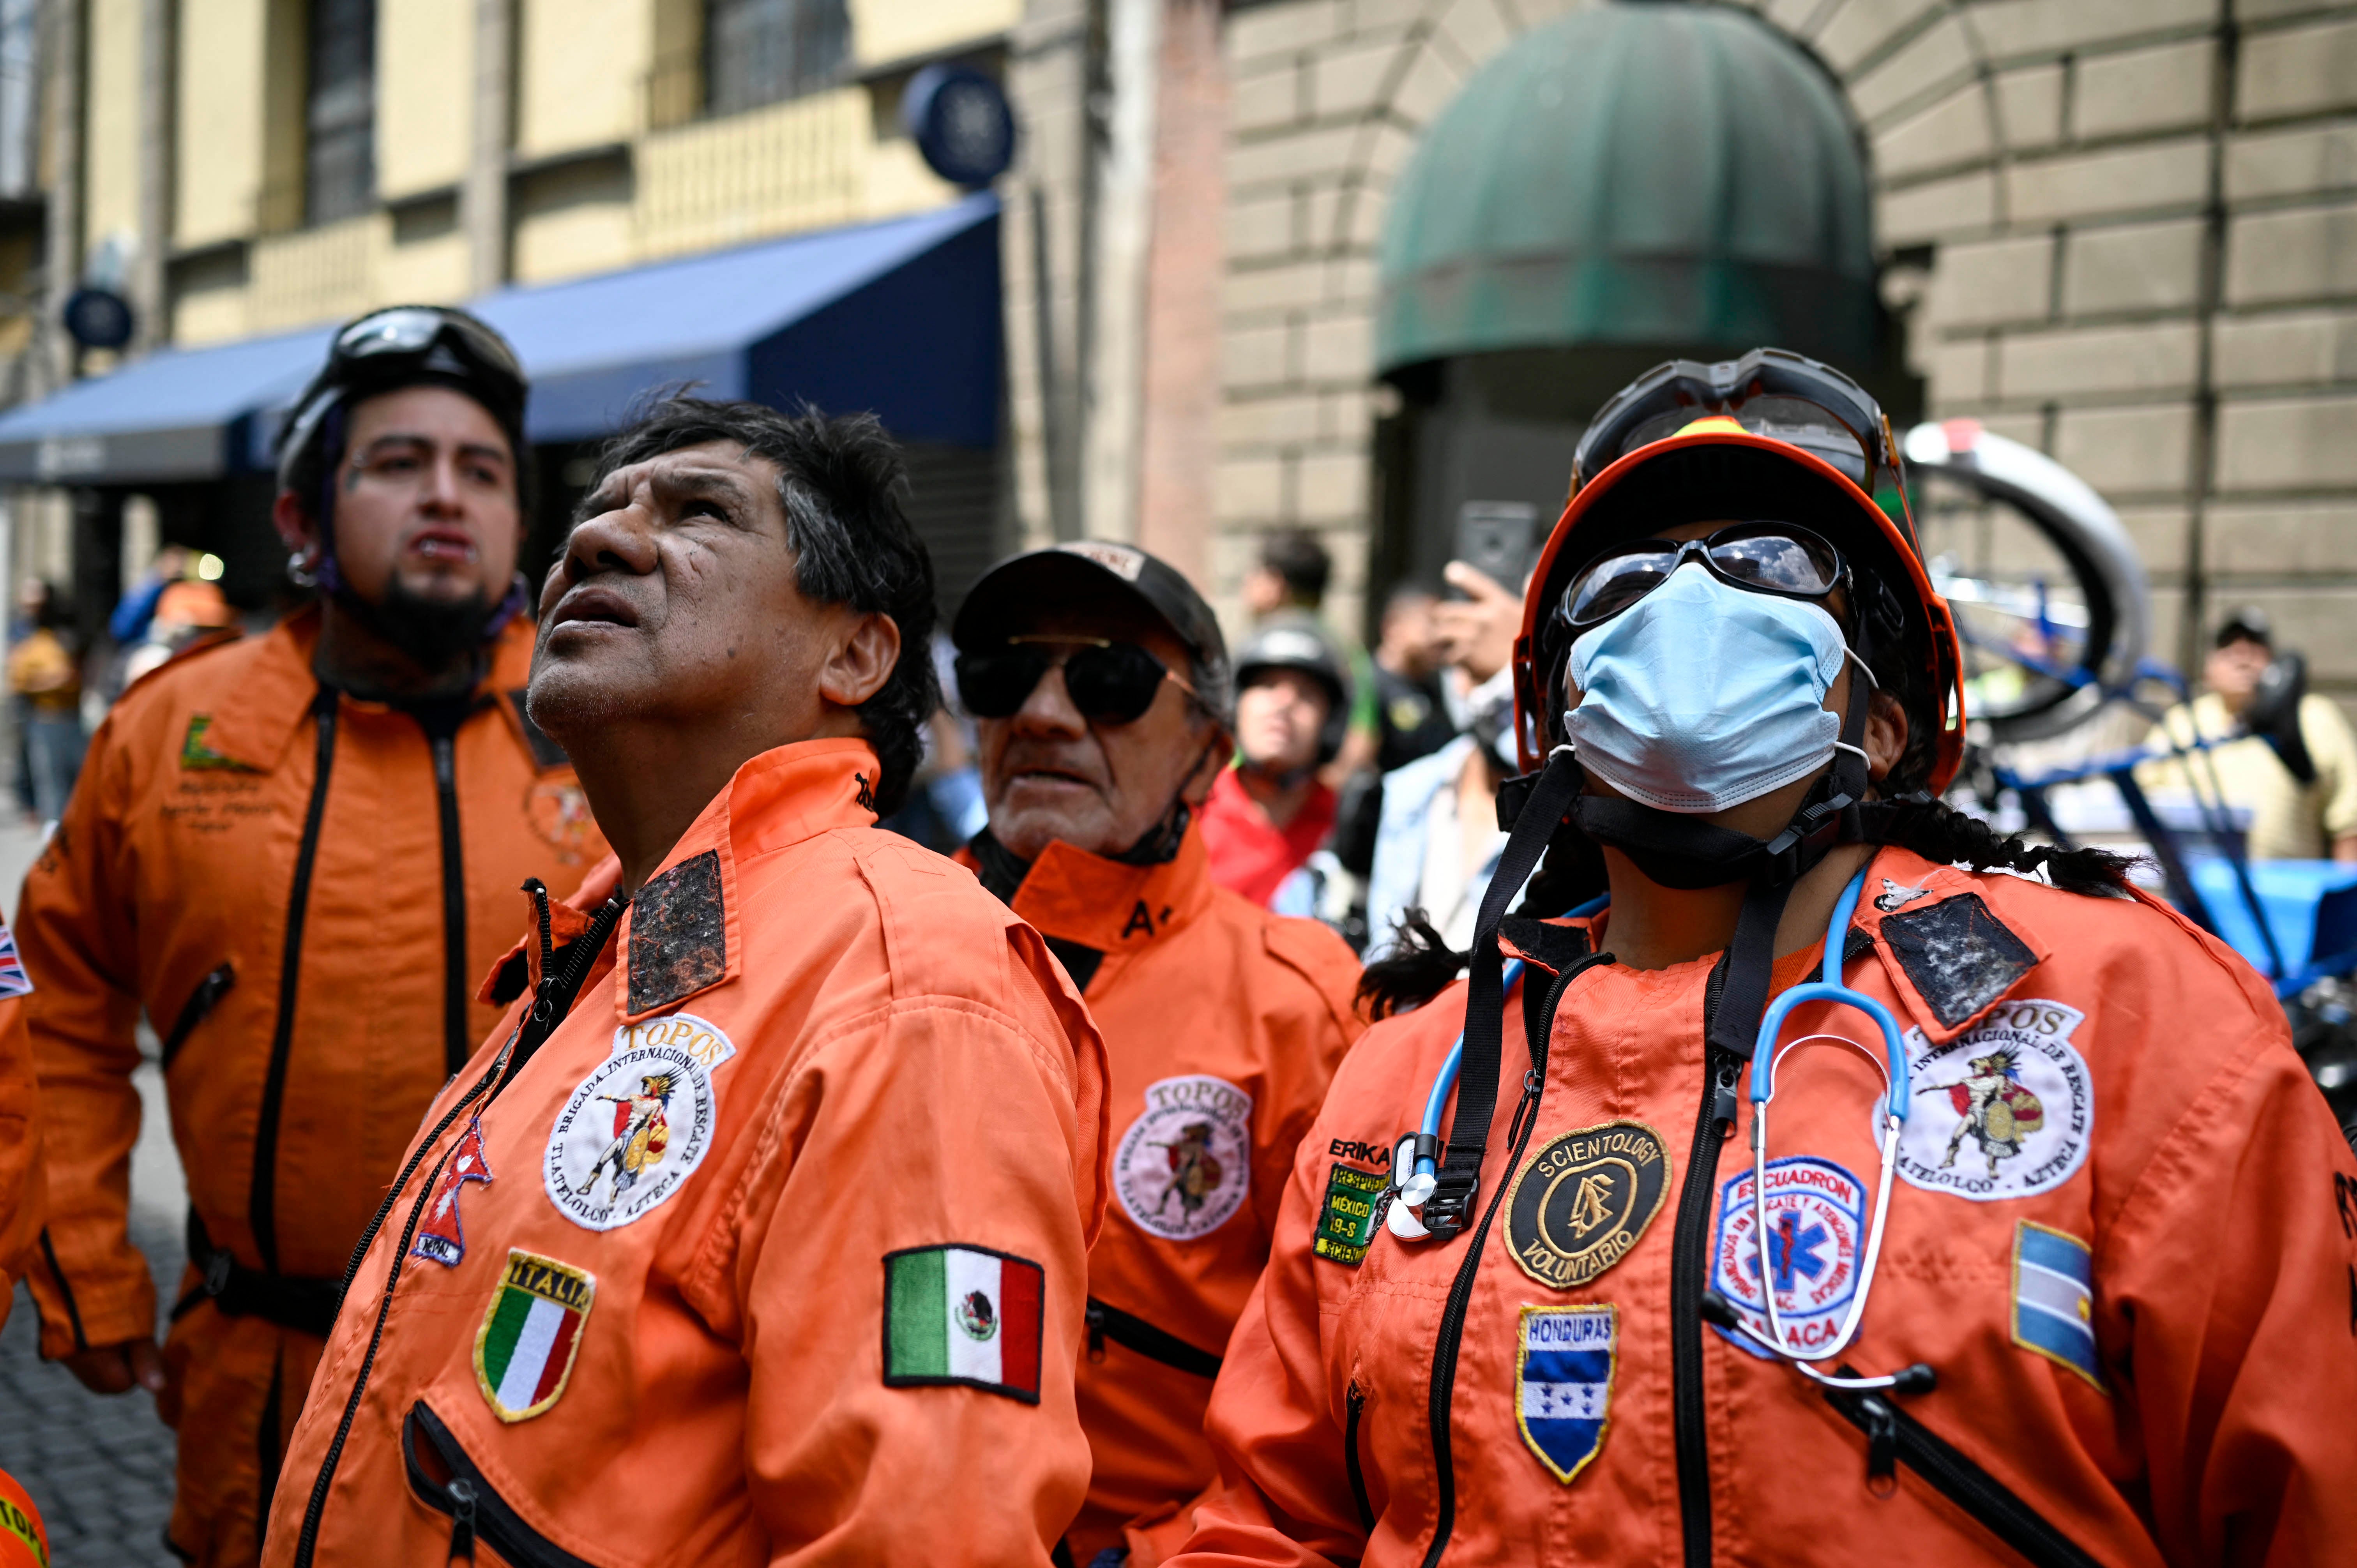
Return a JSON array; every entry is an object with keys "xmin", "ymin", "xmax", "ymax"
[
  {"xmin": 1201, "ymin": 769, "xmax": 1336, "ymax": 909},
  {"xmin": 1174, "ymin": 848, "xmax": 2357, "ymax": 1566}
]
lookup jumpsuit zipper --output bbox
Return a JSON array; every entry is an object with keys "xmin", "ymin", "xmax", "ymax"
[
  {"xmin": 431, "ymin": 733, "xmax": 468, "ymax": 1077},
  {"xmin": 1671, "ymin": 955, "xmax": 1736, "ymax": 1568},
  {"xmin": 1343, "ymin": 1381, "xmax": 1373, "ymax": 1531},
  {"xmin": 251, "ymin": 686, "xmax": 341, "ymax": 1277},
  {"xmin": 1671, "ymin": 928, "xmax": 1878, "ymax": 1564},
  {"xmin": 1821, "ymin": 1383, "xmax": 2102, "ymax": 1568},
  {"xmin": 1415, "ymin": 952, "xmax": 1604, "ymax": 1568},
  {"xmin": 159, "ymin": 963, "xmax": 236, "ymax": 1071},
  {"xmin": 403, "ymin": 1402, "xmax": 597, "ymax": 1568},
  {"xmin": 294, "ymin": 890, "xmax": 630, "ymax": 1568},
  {"xmin": 1084, "ymin": 1297, "xmax": 1222, "ymax": 1377}
]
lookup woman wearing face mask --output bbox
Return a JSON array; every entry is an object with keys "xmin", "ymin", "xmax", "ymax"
[{"xmin": 1163, "ymin": 352, "xmax": 2357, "ymax": 1568}]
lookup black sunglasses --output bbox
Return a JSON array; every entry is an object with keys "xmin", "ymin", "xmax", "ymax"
[
  {"xmin": 1558, "ymin": 522, "xmax": 1849, "ymax": 634},
  {"xmin": 955, "ymin": 637, "xmax": 1199, "ymax": 726}
]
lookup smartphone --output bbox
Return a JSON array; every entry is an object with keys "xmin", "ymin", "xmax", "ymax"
[{"xmin": 1453, "ymin": 500, "xmax": 1541, "ymax": 593}]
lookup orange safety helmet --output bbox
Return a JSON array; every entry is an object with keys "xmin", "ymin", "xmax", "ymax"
[
  {"xmin": 1511, "ymin": 348, "xmax": 1968, "ymax": 796},
  {"xmin": 0, "ymin": 1469, "xmax": 47, "ymax": 1568}
]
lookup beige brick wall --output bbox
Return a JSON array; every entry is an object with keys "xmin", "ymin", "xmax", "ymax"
[{"xmin": 1189, "ymin": 0, "xmax": 2357, "ymax": 705}]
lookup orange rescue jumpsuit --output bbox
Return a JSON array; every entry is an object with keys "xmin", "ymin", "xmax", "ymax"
[
  {"xmin": 19, "ymin": 605, "xmax": 604, "ymax": 1566},
  {"xmin": 262, "ymin": 739, "xmax": 1111, "ymax": 1566},
  {"xmin": 0, "ymin": 982, "xmax": 45, "ymax": 1336},
  {"xmin": 963, "ymin": 826, "xmax": 1364, "ymax": 1562},
  {"xmin": 1175, "ymin": 848, "xmax": 2357, "ymax": 1566}
]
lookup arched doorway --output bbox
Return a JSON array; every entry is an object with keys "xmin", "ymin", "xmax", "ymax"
[{"xmin": 1366, "ymin": 2, "xmax": 1919, "ymax": 602}]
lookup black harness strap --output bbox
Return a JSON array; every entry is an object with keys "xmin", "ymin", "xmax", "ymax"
[{"xmin": 1423, "ymin": 749, "xmax": 1583, "ymax": 1238}]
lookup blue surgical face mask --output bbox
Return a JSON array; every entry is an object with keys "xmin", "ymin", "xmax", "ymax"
[{"xmin": 1563, "ymin": 562, "xmax": 1853, "ymax": 814}]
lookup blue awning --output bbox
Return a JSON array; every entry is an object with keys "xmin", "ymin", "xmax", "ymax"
[{"xmin": 0, "ymin": 193, "xmax": 1001, "ymax": 485}]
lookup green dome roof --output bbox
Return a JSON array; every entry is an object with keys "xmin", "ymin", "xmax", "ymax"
[{"xmin": 1375, "ymin": 2, "xmax": 1876, "ymax": 373}]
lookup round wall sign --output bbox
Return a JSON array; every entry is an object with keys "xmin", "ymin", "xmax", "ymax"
[
  {"xmin": 63, "ymin": 287, "xmax": 135, "ymax": 350},
  {"xmin": 903, "ymin": 65, "xmax": 1017, "ymax": 189}
]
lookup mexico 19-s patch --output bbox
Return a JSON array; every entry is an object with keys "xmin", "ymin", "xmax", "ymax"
[
  {"xmin": 474, "ymin": 1250, "xmax": 596, "ymax": 1422},
  {"xmin": 1312, "ymin": 1162, "xmax": 1387, "ymax": 1265},
  {"xmin": 883, "ymin": 1245, "xmax": 1045, "ymax": 1404}
]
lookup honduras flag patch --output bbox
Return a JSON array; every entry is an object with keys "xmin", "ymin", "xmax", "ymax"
[{"xmin": 1516, "ymin": 1304, "xmax": 1617, "ymax": 1483}]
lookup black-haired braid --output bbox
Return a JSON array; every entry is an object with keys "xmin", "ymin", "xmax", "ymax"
[{"xmin": 1357, "ymin": 794, "xmax": 2134, "ymax": 1018}]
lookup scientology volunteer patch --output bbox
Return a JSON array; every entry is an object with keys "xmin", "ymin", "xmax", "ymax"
[
  {"xmin": 1313, "ymin": 1162, "xmax": 1388, "ymax": 1266},
  {"xmin": 474, "ymin": 1250, "xmax": 596, "ymax": 1422},
  {"xmin": 1516, "ymin": 1304, "xmax": 1617, "ymax": 1483},
  {"xmin": 883, "ymin": 1244, "xmax": 1046, "ymax": 1404},
  {"xmin": 1505, "ymin": 1121, "xmax": 1671, "ymax": 1291}
]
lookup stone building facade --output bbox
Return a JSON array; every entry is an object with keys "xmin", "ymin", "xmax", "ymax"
[{"xmin": 1051, "ymin": 0, "xmax": 2357, "ymax": 704}]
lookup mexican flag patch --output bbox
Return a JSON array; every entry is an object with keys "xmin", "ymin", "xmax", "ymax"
[
  {"xmin": 883, "ymin": 1245, "xmax": 1045, "ymax": 1404},
  {"xmin": 474, "ymin": 1250, "xmax": 596, "ymax": 1423}
]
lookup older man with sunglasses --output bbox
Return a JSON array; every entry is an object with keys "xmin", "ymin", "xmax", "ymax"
[{"xmin": 952, "ymin": 542, "xmax": 1366, "ymax": 1566}]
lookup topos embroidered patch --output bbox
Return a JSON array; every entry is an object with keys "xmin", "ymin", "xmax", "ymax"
[
  {"xmin": 1113, "ymin": 1075, "xmax": 1254, "ymax": 1241},
  {"xmin": 1900, "ymin": 999, "xmax": 2093, "ymax": 1201},
  {"xmin": 1312, "ymin": 1162, "xmax": 1388, "ymax": 1266},
  {"xmin": 627, "ymin": 849, "xmax": 726, "ymax": 1015},
  {"xmin": 542, "ymin": 1016, "xmax": 734, "ymax": 1230},
  {"xmin": 1517, "ymin": 1304, "xmax": 1617, "ymax": 1483},
  {"xmin": 1505, "ymin": 1122, "xmax": 1671, "ymax": 1291},
  {"xmin": 1880, "ymin": 893, "xmax": 2037, "ymax": 1028},
  {"xmin": 1709, "ymin": 1156, "xmax": 1866, "ymax": 1360},
  {"xmin": 474, "ymin": 1250, "xmax": 596, "ymax": 1422},
  {"xmin": 883, "ymin": 1245, "xmax": 1045, "ymax": 1403},
  {"xmin": 2011, "ymin": 1221, "xmax": 2105, "ymax": 1390},
  {"xmin": 413, "ymin": 1118, "xmax": 493, "ymax": 1267}
]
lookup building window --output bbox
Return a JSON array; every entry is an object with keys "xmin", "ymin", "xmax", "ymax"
[
  {"xmin": 306, "ymin": 0, "xmax": 376, "ymax": 225},
  {"xmin": 705, "ymin": 0, "xmax": 848, "ymax": 117}
]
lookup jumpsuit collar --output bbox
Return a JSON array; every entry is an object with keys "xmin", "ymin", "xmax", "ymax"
[
  {"xmin": 1000, "ymin": 823, "xmax": 1217, "ymax": 955},
  {"xmin": 611, "ymin": 736, "xmax": 884, "ymax": 1024},
  {"xmin": 190, "ymin": 603, "xmax": 542, "ymax": 772}
]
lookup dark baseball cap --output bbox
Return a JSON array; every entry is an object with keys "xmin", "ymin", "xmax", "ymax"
[
  {"xmin": 2214, "ymin": 606, "xmax": 2272, "ymax": 650},
  {"xmin": 954, "ymin": 541, "xmax": 1233, "ymax": 724}
]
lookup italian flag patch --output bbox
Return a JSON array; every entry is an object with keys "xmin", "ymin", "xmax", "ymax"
[
  {"xmin": 883, "ymin": 1244, "xmax": 1045, "ymax": 1404},
  {"xmin": 473, "ymin": 1250, "xmax": 596, "ymax": 1423}
]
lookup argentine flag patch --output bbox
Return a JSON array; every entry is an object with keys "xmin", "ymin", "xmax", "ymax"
[
  {"xmin": 2011, "ymin": 1221, "xmax": 2105, "ymax": 1390},
  {"xmin": 1516, "ymin": 1304, "xmax": 1617, "ymax": 1484}
]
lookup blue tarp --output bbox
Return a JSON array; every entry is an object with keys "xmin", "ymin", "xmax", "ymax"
[{"xmin": 0, "ymin": 193, "xmax": 1001, "ymax": 486}]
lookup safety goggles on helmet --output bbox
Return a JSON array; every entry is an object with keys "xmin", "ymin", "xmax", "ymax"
[
  {"xmin": 327, "ymin": 306, "xmax": 526, "ymax": 396},
  {"xmin": 1573, "ymin": 348, "xmax": 1908, "ymax": 516},
  {"xmin": 955, "ymin": 637, "xmax": 1200, "ymax": 726},
  {"xmin": 1558, "ymin": 523, "xmax": 1848, "ymax": 635}
]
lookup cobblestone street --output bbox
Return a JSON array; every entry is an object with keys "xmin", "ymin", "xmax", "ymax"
[{"xmin": 0, "ymin": 824, "xmax": 186, "ymax": 1564}]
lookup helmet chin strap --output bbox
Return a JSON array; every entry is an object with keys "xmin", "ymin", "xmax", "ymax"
[{"xmin": 1426, "ymin": 655, "xmax": 1887, "ymax": 1240}]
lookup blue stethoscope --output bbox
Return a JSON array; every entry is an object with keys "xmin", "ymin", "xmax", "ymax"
[{"xmin": 1390, "ymin": 867, "xmax": 1931, "ymax": 1394}]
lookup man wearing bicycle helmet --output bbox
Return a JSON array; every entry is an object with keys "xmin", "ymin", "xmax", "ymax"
[
  {"xmin": 1169, "ymin": 350, "xmax": 2357, "ymax": 1566},
  {"xmin": 18, "ymin": 307, "xmax": 607, "ymax": 1567}
]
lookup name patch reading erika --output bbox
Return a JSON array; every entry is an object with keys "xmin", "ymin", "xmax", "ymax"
[{"xmin": 1505, "ymin": 1121, "xmax": 1672, "ymax": 1291}]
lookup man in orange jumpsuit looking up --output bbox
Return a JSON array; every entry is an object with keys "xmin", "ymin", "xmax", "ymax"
[
  {"xmin": 952, "ymin": 542, "xmax": 1364, "ymax": 1565},
  {"xmin": 263, "ymin": 399, "xmax": 1109, "ymax": 1566},
  {"xmin": 20, "ymin": 307, "xmax": 606, "ymax": 1567}
]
